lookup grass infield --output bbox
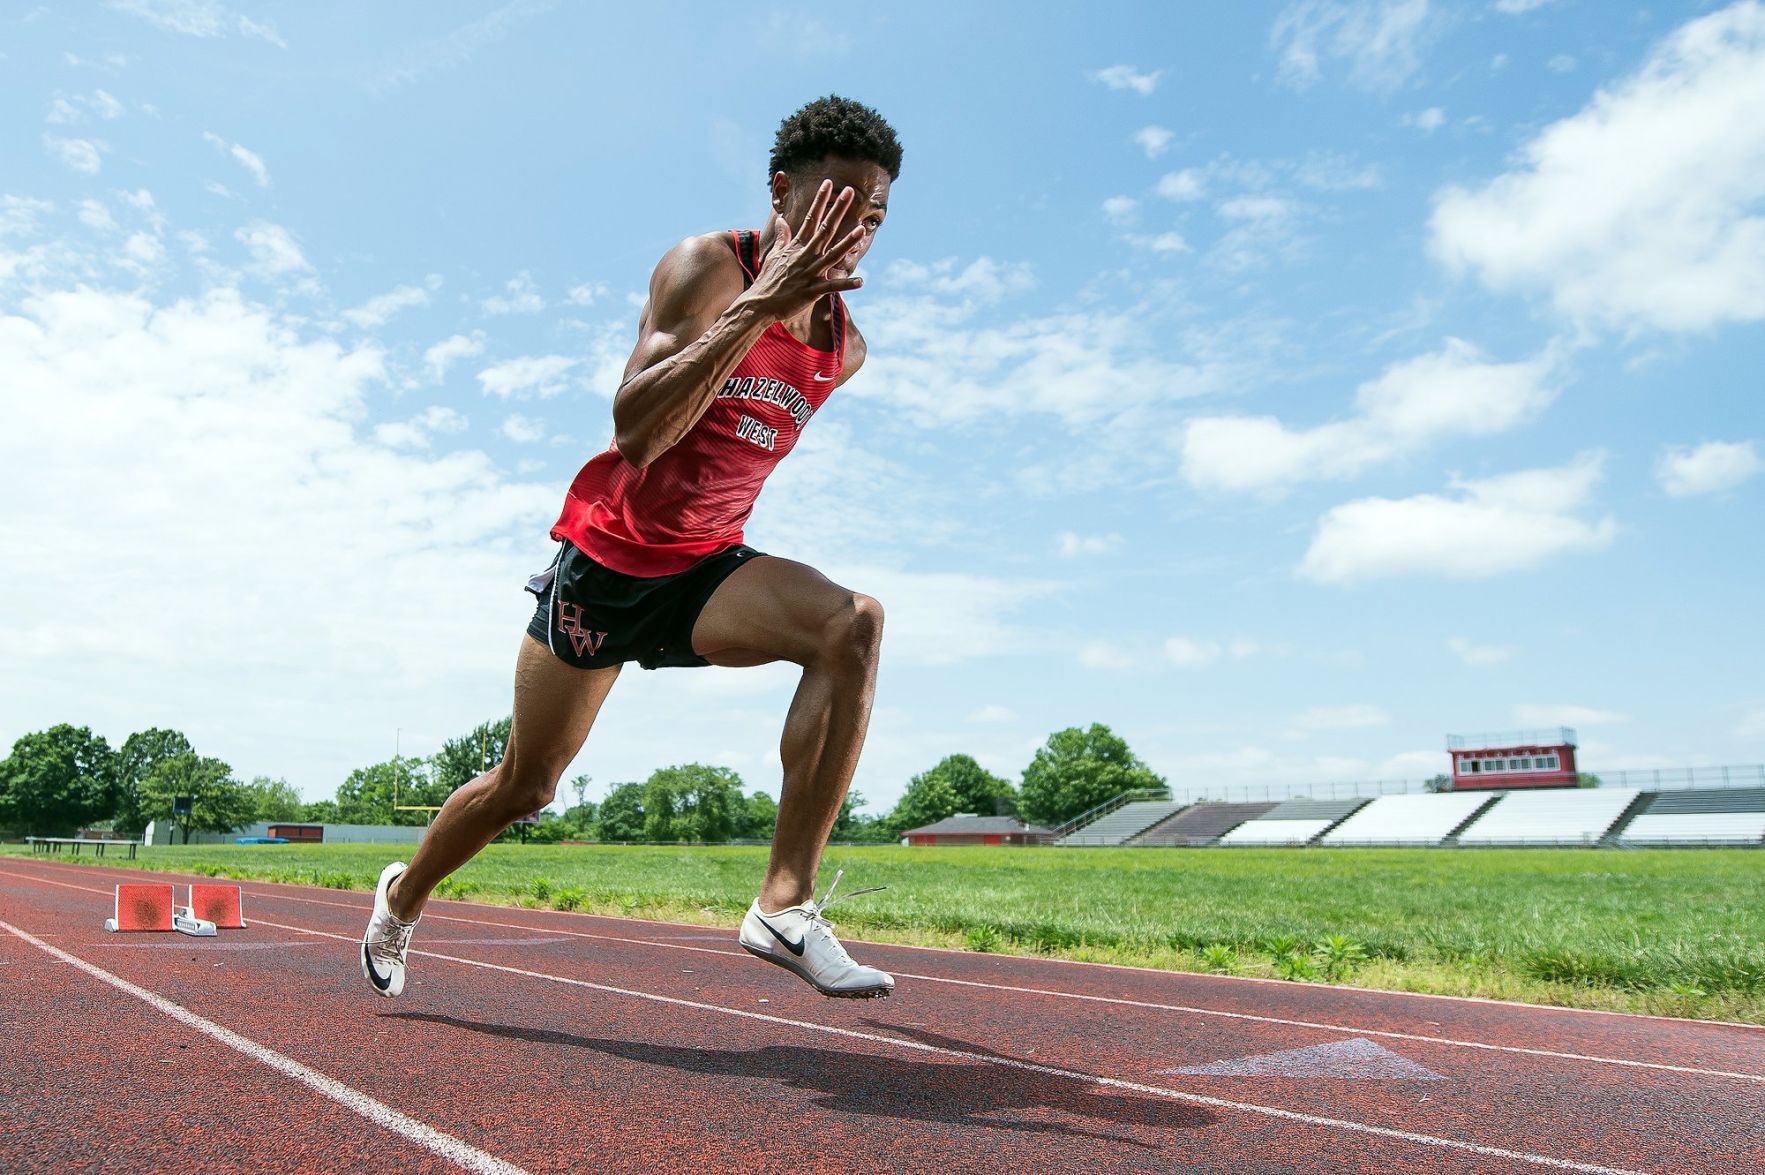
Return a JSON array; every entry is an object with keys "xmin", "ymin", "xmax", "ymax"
[{"xmin": 8, "ymin": 841, "xmax": 1762, "ymax": 1023}]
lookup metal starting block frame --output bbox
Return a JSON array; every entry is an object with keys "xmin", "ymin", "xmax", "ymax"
[{"xmin": 104, "ymin": 882, "xmax": 245, "ymax": 936}]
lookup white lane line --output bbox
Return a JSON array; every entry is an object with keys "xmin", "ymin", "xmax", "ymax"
[
  {"xmin": 0, "ymin": 918, "xmax": 532, "ymax": 1175},
  {"xmin": 252, "ymin": 913, "xmax": 1642, "ymax": 1175},
  {"xmin": 227, "ymin": 885, "xmax": 1765, "ymax": 1086},
  {"xmin": 9, "ymin": 866, "xmax": 1762, "ymax": 1085}
]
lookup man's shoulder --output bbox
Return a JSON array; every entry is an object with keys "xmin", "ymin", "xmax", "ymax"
[{"xmin": 648, "ymin": 231, "xmax": 746, "ymax": 307}]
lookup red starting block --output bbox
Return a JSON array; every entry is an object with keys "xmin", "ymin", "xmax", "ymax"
[
  {"xmin": 189, "ymin": 883, "xmax": 247, "ymax": 929},
  {"xmin": 103, "ymin": 883, "xmax": 246, "ymax": 935},
  {"xmin": 105, "ymin": 883, "xmax": 174, "ymax": 932}
]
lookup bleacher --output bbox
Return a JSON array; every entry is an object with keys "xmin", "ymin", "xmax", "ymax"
[
  {"xmin": 1131, "ymin": 802, "xmax": 1276, "ymax": 846},
  {"xmin": 1616, "ymin": 788, "xmax": 1765, "ymax": 845},
  {"xmin": 1455, "ymin": 788, "xmax": 1641, "ymax": 846},
  {"xmin": 1217, "ymin": 797, "xmax": 1369, "ymax": 846},
  {"xmin": 1320, "ymin": 793, "xmax": 1495, "ymax": 846},
  {"xmin": 1057, "ymin": 800, "xmax": 1189, "ymax": 846}
]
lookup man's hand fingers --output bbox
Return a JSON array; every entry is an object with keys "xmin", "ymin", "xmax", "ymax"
[
  {"xmin": 817, "ymin": 222, "xmax": 867, "ymax": 266},
  {"xmin": 809, "ymin": 186, "xmax": 855, "ymax": 250},
  {"xmin": 796, "ymin": 180, "xmax": 832, "ymax": 242},
  {"xmin": 809, "ymin": 275, "xmax": 864, "ymax": 296}
]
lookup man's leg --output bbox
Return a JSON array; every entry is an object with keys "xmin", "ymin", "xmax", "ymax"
[
  {"xmin": 690, "ymin": 556, "xmax": 882, "ymax": 911},
  {"xmin": 388, "ymin": 635, "xmax": 622, "ymax": 922}
]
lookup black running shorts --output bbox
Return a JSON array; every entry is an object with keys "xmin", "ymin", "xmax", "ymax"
[{"xmin": 524, "ymin": 540, "xmax": 765, "ymax": 670}]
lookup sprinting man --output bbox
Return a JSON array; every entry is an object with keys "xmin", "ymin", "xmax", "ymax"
[{"xmin": 363, "ymin": 96, "xmax": 902, "ymax": 999}]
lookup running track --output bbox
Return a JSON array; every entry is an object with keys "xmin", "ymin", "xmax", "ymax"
[{"xmin": 3, "ymin": 858, "xmax": 1761, "ymax": 1174}]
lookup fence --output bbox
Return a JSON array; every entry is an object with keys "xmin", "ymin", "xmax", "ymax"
[{"xmin": 1163, "ymin": 765, "xmax": 1765, "ymax": 807}]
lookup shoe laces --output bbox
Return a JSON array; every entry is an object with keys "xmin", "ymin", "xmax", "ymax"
[
  {"xmin": 801, "ymin": 869, "xmax": 885, "ymax": 955},
  {"xmin": 364, "ymin": 914, "xmax": 415, "ymax": 961}
]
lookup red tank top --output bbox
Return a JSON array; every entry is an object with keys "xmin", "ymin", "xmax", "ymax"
[{"xmin": 549, "ymin": 229, "xmax": 847, "ymax": 576}]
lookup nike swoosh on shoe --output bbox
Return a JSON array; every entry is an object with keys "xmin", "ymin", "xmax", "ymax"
[
  {"xmin": 757, "ymin": 915, "xmax": 805, "ymax": 957},
  {"xmin": 362, "ymin": 942, "xmax": 394, "ymax": 991}
]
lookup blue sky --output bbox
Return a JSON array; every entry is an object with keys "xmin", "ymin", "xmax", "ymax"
[{"xmin": 3, "ymin": 0, "xmax": 1762, "ymax": 812}]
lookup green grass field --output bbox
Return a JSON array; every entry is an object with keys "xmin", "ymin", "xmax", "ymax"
[{"xmin": 10, "ymin": 842, "xmax": 1762, "ymax": 1023}]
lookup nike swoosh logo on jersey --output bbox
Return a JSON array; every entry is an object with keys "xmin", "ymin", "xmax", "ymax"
[
  {"xmin": 812, "ymin": 371, "xmax": 834, "ymax": 382},
  {"xmin": 756, "ymin": 914, "xmax": 806, "ymax": 956}
]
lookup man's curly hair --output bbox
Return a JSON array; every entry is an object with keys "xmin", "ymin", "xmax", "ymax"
[{"xmin": 768, "ymin": 95, "xmax": 902, "ymax": 183}]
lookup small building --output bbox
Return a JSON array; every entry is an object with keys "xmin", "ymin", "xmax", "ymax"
[
  {"xmin": 1446, "ymin": 727, "xmax": 1579, "ymax": 790},
  {"xmin": 902, "ymin": 815, "xmax": 1055, "ymax": 847}
]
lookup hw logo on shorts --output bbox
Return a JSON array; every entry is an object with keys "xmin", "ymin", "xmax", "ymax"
[{"xmin": 557, "ymin": 602, "xmax": 609, "ymax": 658}]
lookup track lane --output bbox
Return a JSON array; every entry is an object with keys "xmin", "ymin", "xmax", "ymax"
[{"xmin": 11, "ymin": 860, "xmax": 1759, "ymax": 1173}]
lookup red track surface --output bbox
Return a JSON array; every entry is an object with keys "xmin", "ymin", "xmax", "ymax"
[{"xmin": 4, "ymin": 858, "xmax": 1761, "ymax": 1174}]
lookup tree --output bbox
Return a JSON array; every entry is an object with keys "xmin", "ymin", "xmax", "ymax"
[
  {"xmin": 1576, "ymin": 772, "xmax": 1602, "ymax": 789},
  {"xmin": 643, "ymin": 764, "xmax": 744, "ymax": 843},
  {"xmin": 889, "ymin": 771, "xmax": 962, "ymax": 833},
  {"xmin": 891, "ymin": 755, "xmax": 1016, "ymax": 832},
  {"xmin": 144, "ymin": 753, "xmax": 255, "ymax": 842},
  {"xmin": 300, "ymin": 799, "xmax": 341, "ymax": 823},
  {"xmin": 113, "ymin": 728, "xmax": 193, "ymax": 836},
  {"xmin": 1424, "ymin": 773, "xmax": 1453, "ymax": 794},
  {"xmin": 1017, "ymin": 723, "xmax": 1165, "ymax": 827},
  {"xmin": 738, "ymin": 790, "xmax": 778, "ymax": 840},
  {"xmin": 335, "ymin": 756, "xmax": 447, "ymax": 826},
  {"xmin": 244, "ymin": 776, "xmax": 304, "ymax": 822},
  {"xmin": 597, "ymin": 782, "xmax": 646, "ymax": 842},
  {"xmin": 430, "ymin": 717, "xmax": 513, "ymax": 795},
  {"xmin": 0, "ymin": 725, "xmax": 119, "ymax": 836}
]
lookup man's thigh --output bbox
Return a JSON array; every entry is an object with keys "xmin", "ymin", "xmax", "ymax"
[
  {"xmin": 689, "ymin": 555, "xmax": 865, "ymax": 668},
  {"xmin": 506, "ymin": 634, "xmax": 623, "ymax": 779}
]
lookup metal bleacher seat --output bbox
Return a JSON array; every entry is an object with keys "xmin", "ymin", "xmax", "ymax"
[
  {"xmin": 1217, "ymin": 797, "xmax": 1369, "ymax": 846},
  {"xmin": 1616, "ymin": 788, "xmax": 1765, "ymax": 845},
  {"xmin": 1056, "ymin": 800, "xmax": 1187, "ymax": 846},
  {"xmin": 1130, "ymin": 802, "xmax": 1277, "ymax": 846},
  {"xmin": 1320, "ymin": 792, "xmax": 1495, "ymax": 846},
  {"xmin": 1455, "ymin": 788, "xmax": 1640, "ymax": 846}
]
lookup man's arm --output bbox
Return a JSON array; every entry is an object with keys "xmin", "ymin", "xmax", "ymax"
[{"xmin": 612, "ymin": 181, "xmax": 867, "ymax": 469}]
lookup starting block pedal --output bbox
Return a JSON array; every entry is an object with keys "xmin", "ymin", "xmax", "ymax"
[
  {"xmin": 172, "ymin": 906, "xmax": 217, "ymax": 937},
  {"xmin": 189, "ymin": 883, "xmax": 246, "ymax": 929},
  {"xmin": 104, "ymin": 883, "xmax": 175, "ymax": 932},
  {"xmin": 102, "ymin": 883, "xmax": 246, "ymax": 934}
]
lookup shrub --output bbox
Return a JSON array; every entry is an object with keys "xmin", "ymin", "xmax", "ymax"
[
  {"xmin": 965, "ymin": 925, "xmax": 1002, "ymax": 953},
  {"xmin": 1200, "ymin": 944, "xmax": 1238, "ymax": 975}
]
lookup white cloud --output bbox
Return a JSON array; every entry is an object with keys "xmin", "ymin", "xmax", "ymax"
[
  {"xmin": 1546, "ymin": 53, "xmax": 1576, "ymax": 73},
  {"xmin": 374, "ymin": 405, "xmax": 468, "ymax": 450},
  {"xmin": 109, "ymin": 0, "xmax": 286, "ymax": 45},
  {"xmin": 476, "ymin": 354, "xmax": 578, "ymax": 399},
  {"xmin": 45, "ymin": 137, "xmax": 103, "ymax": 175},
  {"xmin": 1448, "ymin": 636, "xmax": 1514, "ymax": 666},
  {"xmin": 1133, "ymin": 126, "xmax": 1175, "ymax": 158},
  {"xmin": 481, "ymin": 270, "xmax": 545, "ymax": 316},
  {"xmin": 1057, "ymin": 531, "xmax": 1122, "ymax": 558},
  {"xmin": 1272, "ymin": 0, "xmax": 1434, "ymax": 93},
  {"xmin": 1102, "ymin": 196, "xmax": 1139, "ymax": 226},
  {"xmin": 1403, "ymin": 106, "xmax": 1447, "ymax": 133},
  {"xmin": 78, "ymin": 200, "xmax": 119, "ymax": 232},
  {"xmin": 46, "ymin": 90, "xmax": 125, "ymax": 125},
  {"xmin": 1301, "ymin": 453, "xmax": 1617, "ymax": 583},
  {"xmin": 1164, "ymin": 636, "xmax": 1221, "ymax": 667},
  {"xmin": 1294, "ymin": 151, "xmax": 1383, "ymax": 191},
  {"xmin": 501, "ymin": 413, "xmax": 546, "ymax": 443},
  {"xmin": 762, "ymin": 10, "xmax": 852, "ymax": 56},
  {"xmin": 1513, "ymin": 704, "xmax": 1629, "ymax": 727},
  {"xmin": 1090, "ymin": 64, "xmax": 1162, "ymax": 96},
  {"xmin": 1080, "ymin": 640, "xmax": 1140, "ymax": 669},
  {"xmin": 566, "ymin": 282, "xmax": 608, "ymax": 306},
  {"xmin": 1431, "ymin": 3, "xmax": 1765, "ymax": 333},
  {"xmin": 880, "ymin": 257, "xmax": 1035, "ymax": 303},
  {"xmin": 203, "ymin": 131, "xmax": 272, "ymax": 188},
  {"xmin": 1292, "ymin": 703, "xmax": 1390, "ymax": 731},
  {"xmin": 424, "ymin": 333, "xmax": 485, "ymax": 382},
  {"xmin": 366, "ymin": 0, "xmax": 551, "ymax": 95},
  {"xmin": 1125, "ymin": 231, "xmax": 1191, "ymax": 255},
  {"xmin": 234, "ymin": 222, "xmax": 310, "ymax": 275},
  {"xmin": 968, "ymin": 705, "xmax": 1017, "ymax": 724},
  {"xmin": 1, "ymin": 196, "xmax": 55, "ymax": 238},
  {"xmin": 0, "ymin": 284, "xmax": 553, "ymax": 698},
  {"xmin": 1494, "ymin": 0, "xmax": 1554, "ymax": 12},
  {"xmin": 1156, "ymin": 169, "xmax": 1206, "ymax": 201},
  {"xmin": 1180, "ymin": 337, "xmax": 1558, "ymax": 494},
  {"xmin": 1656, "ymin": 440, "xmax": 1761, "ymax": 497},
  {"xmin": 343, "ymin": 278, "xmax": 439, "ymax": 329}
]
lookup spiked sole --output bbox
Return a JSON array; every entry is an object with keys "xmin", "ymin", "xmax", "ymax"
[{"xmin": 740, "ymin": 942, "xmax": 893, "ymax": 999}]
